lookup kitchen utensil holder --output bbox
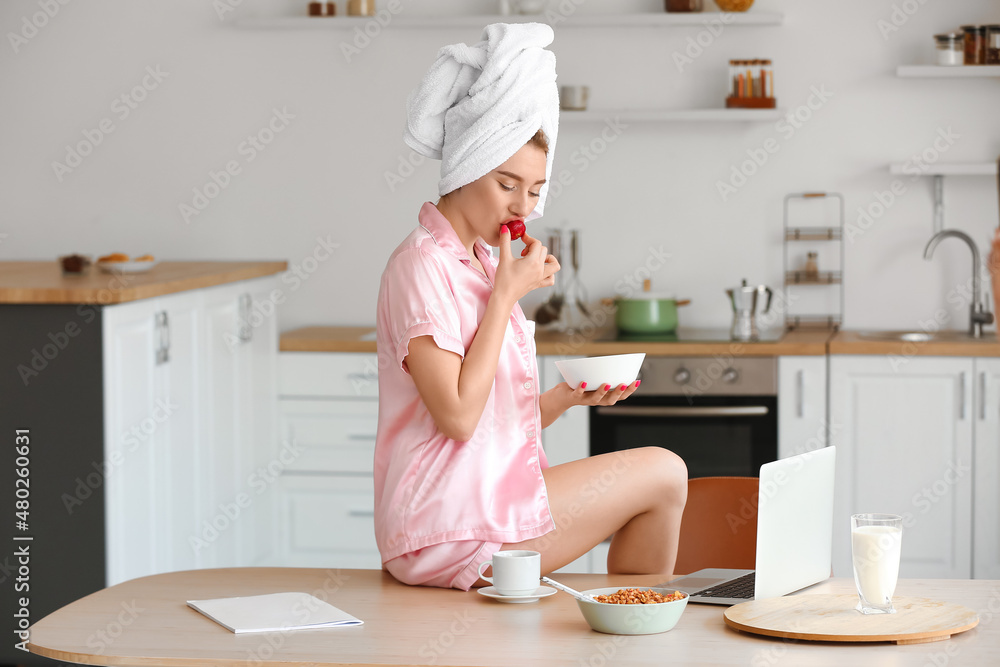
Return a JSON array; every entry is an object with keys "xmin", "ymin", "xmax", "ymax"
[{"xmin": 782, "ymin": 192, "xmax": 845, "ymax": 331}]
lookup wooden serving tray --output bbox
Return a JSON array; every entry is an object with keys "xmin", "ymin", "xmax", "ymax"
[{"xmin": 724, "ymin": 595, "xmax": 979, "ymax": 645}]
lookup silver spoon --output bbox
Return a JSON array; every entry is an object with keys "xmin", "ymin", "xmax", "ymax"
[{"xmin": 540, "ymin": 576, "xmax": 597, "ymax": 603}]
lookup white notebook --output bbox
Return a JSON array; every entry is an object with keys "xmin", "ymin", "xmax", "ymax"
[{"xmin": 187, "ymin": 591, "xmax": 363, "ymax": 634}]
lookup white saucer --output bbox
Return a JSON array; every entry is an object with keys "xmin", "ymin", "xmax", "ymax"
[{"xmin": 477, "ymin": 586, "xmax": 556, "ymax": 604}]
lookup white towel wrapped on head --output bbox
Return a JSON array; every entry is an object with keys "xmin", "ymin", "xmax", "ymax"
[{"xmin": 404, "ymin": 22, "xmax": 559, "ymax": 221}]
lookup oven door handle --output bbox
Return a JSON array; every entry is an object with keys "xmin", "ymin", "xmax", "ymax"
[{"xmin": 594, "ymin": 406, "xmax": 770, "ymax": 417}]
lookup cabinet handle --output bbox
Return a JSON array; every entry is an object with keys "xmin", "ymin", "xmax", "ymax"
[
  {"xmin": 348, "ymin": 509, "xmax": 375, "ymax": 517},
  {"xmin": 348, "ymin": 434, "xmax": 377, "ymax": 441},
  {"xmin": 796, "ymin": 369, "xmax": 805, "ymax": 419},
  {"xmin": 959, "ymin": 372, "xmax": 967, "ymax": 420},
  {"xmin": 155, "ymin": 311, "xmax": 170, "ymax": 365},
  {"xmin": 981, "ymin": 372, "xmax": 987, "ymax": 421},
  {"xmin": 238, "ymin": 293, "xmax": 253, "ymax": 343}
]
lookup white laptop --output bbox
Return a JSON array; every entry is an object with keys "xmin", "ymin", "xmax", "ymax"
[{"xmin": 660, "ymin": 446, "xmax": 836, "ymax": 606}]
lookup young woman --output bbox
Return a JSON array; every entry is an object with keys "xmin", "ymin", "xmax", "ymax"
[{"xmin": 373, "ymin": 23, "xmax": 687, "ymax": 591}]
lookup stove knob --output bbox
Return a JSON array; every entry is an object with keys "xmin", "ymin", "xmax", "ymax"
[
  {"xmin": 722, "ymin": 368, "xmax": 740, "ymax": 384},
  {"xmin": 674, "ymin": 368, "xmax": 691, "ymax": 384}
]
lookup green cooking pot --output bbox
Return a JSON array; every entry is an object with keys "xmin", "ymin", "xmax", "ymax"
[{"xmin": 605, "ymin": 295, "xmax": 691, "ymax": 334}]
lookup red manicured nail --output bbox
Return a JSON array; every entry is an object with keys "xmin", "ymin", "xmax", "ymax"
[
  {"xmin": 635, "ymin": 380, "xmax": 642, "ymax": 387},
  {"xmin": 580, "ymin": 382, "xmax": 587, "ymax": 389},
  {"xmin": 619, "ymin": 384, "xmax": 627, "ymax": 391},
  {"xmin": 603, "ymin": 384, "xmax": 611, "ymax": 392},
  {"xmin": 500, "ymin": 224, "xmax": 509, "ymax": 235}
]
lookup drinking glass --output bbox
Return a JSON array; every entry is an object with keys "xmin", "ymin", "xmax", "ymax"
[{"xmin": 851, "ymin": 513, "xmax": 903, "ymax": 614}]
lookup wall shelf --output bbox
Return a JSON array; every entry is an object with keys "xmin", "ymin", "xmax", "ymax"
[
  {"xmin": 785, "ymin": 227, "xmax": 842, "ymax": 241},
  {"xmin": 888, "ymin": 162, "xmax": 999, "ymax": 232},
  {"xmin": 888, "ymin": 162, "xmax": 998, "ymax": 176},
  {"xmin": 235, "ymin": 12, "xmax": 785, "ymax": 30},
  {"xmin": 561, "ymin": 108, "xmax": 784, "ymax": 122},
  {"xmin": 897, "ymin": 65, "xmax": 1000, "ymax": 78},
  {"xmin": 785, "ymin": 270, "xmax": 842, "ymax": 285}
]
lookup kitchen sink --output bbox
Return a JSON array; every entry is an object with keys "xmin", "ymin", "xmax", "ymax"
[{"xmin": 856, "ymin": 330, "xmax": 976, "ymax": 342}]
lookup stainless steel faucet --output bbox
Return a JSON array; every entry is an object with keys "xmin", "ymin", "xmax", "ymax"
[{"xmin": 923, "ymin": 229, "xmax": 994, "ymax": 338}]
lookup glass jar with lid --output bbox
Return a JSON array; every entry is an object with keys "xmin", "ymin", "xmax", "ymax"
[
  {"xmin": 962, "ymin": 25, "xmax": 987, "ymax": 65},
  {"xmin": 987, "ymin": 25, "xmax": 1000, "ymax": 65},
  {"xmin": 934, "ymin": 32, "xmax": 964, "ymax": 66}
]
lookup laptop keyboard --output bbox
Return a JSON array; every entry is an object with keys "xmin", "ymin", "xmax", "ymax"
[{"xmin": 692, "ymin": 572, "xmax": 756, "ymax": 599}]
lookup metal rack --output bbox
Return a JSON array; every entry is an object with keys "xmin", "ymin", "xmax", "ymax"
[{"xmin": 783, "ymin": 192, "xmax": 845, "ymax": 331}]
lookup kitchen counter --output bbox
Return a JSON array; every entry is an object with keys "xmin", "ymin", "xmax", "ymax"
[
  {"xmin": 0, "ymin": 260, "xmax": 288, "ymax": 304},
  {"xmin": 829, "ymin": 330, "xmax": 1000, "ymax": 357},
  {"xmin": 281, "ymin": 326, "xmax": 1000, "ymax": 358},
  {"xmin": 280, "ymin": 325, "xmax": 832, "ymax": 356}
]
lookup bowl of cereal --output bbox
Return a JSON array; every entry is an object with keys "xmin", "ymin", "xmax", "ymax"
[{"xmin": 576, "ymin": 587, "xmax": 688, "ymax": 635}]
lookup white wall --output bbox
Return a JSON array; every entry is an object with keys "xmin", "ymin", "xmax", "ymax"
[{"xmin": 3, "ymin": 0, "xmax": 999, "ymax": 335}]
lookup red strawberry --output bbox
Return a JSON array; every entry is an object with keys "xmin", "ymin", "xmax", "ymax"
[{"xmin": 506, "ymin": 219, "xmax": 526, "ymax": 241}]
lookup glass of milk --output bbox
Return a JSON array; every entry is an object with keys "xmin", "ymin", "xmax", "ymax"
[{"xmin": 851, "ymin": 514, "xmax": 903, "ymax": 614}]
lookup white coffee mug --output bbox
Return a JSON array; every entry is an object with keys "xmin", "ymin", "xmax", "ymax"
[{"xmin": 478, "ymin": 550, "xmax": 540, "ymax": 596}]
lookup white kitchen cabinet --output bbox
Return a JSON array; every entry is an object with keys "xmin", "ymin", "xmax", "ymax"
[
  {"xmin": 276, "ymin": 352, "xmax": 381, "ymax": 568},
  {"xmin": 829, "ymin": 356, "xmax": 974, "ymax": 579},
  {"xmin": 538, "ymin": 355, "xmax": 589, "ymax": 466},
  {"xmin": 974, "ymin": 357, "xmax": 1000, "ymax": 579},
  {"xmin": 276, "ymin": 475, "xmax": 380, "ymax": 569},
  {"xmin": 199, "ymin": 279, "xmax": 280, "ymax": 570},
  {"xmin": 103, "ymin": 277, "xmax": 279, "ymax": 585},
  {"xmin": 777, "ymin": 356, "xmax": 827, "ymax": 460}
]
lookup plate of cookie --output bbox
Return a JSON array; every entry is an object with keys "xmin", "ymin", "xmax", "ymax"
[{"xmin": 96, "ymin": 253, "xmax": 158, "ymax": 274}]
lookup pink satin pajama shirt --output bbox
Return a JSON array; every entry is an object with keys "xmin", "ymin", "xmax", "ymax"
[{"xmin": 373, "ymin": 202, "xmax": 555, "ymax": 590}]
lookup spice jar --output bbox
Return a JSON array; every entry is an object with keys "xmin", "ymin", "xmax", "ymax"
[
  {"xmin": 987, "ymin": 25, "xmax": 1000, "ymax": 65},
  {"xmin": 665, "ymin": 0, "xmax": 703, "ymax": 12},
  {"xmin": 804, "ymin": 252, "xmax": 819, "ymax": 281},
  {"xmin": 347, "ymin": 0, "xmax": 374, "ymax": 16},
  {"xmin": 962, "ymin": 25, "xmax": 987, "ymax": 65},
  {"xmin": 934, "ymin": 32, "xmax": 964, "ymax": 66}
]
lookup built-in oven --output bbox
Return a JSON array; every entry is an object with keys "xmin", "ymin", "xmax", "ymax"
[{"xmin": 590, "ymin": 356, "xmax": 778, "ymax": 478}]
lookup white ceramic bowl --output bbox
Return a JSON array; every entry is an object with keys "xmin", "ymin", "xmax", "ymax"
[
  {"xmin": 554, "ymin": 353, "xmax": 645, "ymax": 391},
  {"xmin": 576, "ymin": 587, "xmax": 688, "ymax": 635}
]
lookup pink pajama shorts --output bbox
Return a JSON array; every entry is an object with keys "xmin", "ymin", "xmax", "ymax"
[{"xmin": 383, "ymin": 540, "xmax": 503, "ymax": 591}]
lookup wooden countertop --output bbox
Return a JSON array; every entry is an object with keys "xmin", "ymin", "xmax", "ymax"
[
  {"xmin": 281, "ymin": 326, "xmax": 1000, "ymax": 357},
  {"xmin": 27, "ymin": 568, "xmax": 996, "ymax": 667},
  {"xmin": 280, "ymin": 326, "xmax": 833, "ymax": 356},
  {"xmin": 830, "ymin": 330, "xmax": 1000, "ymax": 357},
  {"xmin": 0, "ymin": 261, "xmax": 288, "ymax": 304}
]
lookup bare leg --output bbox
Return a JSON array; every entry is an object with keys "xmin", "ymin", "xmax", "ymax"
[{"xmin": 494, "ymin": 447, "xmax": 687, "ymax": 580}]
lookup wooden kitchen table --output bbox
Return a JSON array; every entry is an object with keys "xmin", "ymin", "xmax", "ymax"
[{"xmin": 26, "ymin": 568, "xmax": 1000, "ymax": 666}]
